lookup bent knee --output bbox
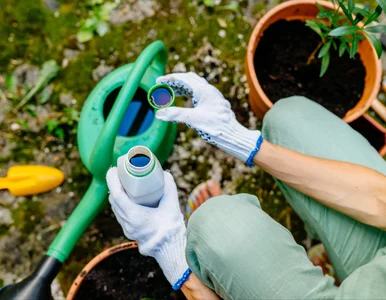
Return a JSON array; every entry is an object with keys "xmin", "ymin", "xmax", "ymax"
[{"xmin": 186, "ymin": 194, "xmax": 264, "ymax": 263}]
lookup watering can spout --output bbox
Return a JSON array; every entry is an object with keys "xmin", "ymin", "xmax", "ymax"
[{"xmin": 0, "ymin": 256, "xmax": 61, "ymax": 300}]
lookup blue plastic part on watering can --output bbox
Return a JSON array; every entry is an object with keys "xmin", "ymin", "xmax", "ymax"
[
  {"xmin": 117, "ymin": 101, "xmax": 154, "ymax": 136},
  {"xmin": 77, "ymin": 45, "xmax": 177, "ymax": 176}
]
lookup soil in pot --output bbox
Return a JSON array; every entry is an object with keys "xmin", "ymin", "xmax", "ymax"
[
  {"xmin": 254, "ymin": 20, "xmax": 366, "ymax": 118},
  {"xmin": 350, "ymin": 116, "xmax": 385, "ymax": 151},
  {"xmin": 74, "ymin": 247, "xmax": 185, "ymax": 300}
]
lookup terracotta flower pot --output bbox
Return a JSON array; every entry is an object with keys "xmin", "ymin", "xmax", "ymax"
[
  {"xmin": 66, "ymin": 242, "xmax": 137, "ymax": 300},
  {"xmin": 246, "ymin": 0, "xmax": 382, "ymax": 123}
]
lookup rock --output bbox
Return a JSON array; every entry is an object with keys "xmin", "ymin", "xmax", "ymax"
[
  {"xmin": 0, "ymin": 208, "xmax": 13, "ymax": 225},
  {"xmin": 59, "ymin": 92, "xmax": 74, "ymax": 107},
  {"xmin": 92, "ymin": 61, "xmax": 114, "ymax": 81},
  {"xmin": 62, "ymin": 49, "xmax": 81, "ymax": 68},
  {"xmin": 218, "ymin": 29, "xmax": 226, "ymax": 38},
  {"xmin": 43, "ymin": 0, "xmax": 59, "ymax": 12},
  {"xmin": 10, "ymin": 123, "xmax": 21, "ymax": 131},
  {"xmin": 12, "ymin": 64, "xmax": 39, "ymax": 89},
  {"xmin": 172, "ymin": 62, "xmax": 187, "ymax": 73},
  {"xmin": 109, "ymin": 0, "xmax": 160, "ymax": 25}
]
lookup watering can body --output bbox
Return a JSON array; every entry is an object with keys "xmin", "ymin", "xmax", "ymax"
[
  {"xmin": 0, "ymin": 41, "xmax": 177, "ymax": 300},
  {"xmin": 77, "ymin": 62, "xmax": 176, "ymax": 172}
]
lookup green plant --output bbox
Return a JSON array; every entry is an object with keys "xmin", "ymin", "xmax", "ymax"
[
  {"xmin": 46, "ymin": 107, "xmax": 80, "ymax": 139},
  {"xmin": 15, "ymin": 60, "xmax": 59, "ymax": 110},
  {"xmin": 77, "ymin": 0, "xmax": 117, "ymax": 43},
  {"xmin": 305, "ymin": 0, "xmax": 386, "ymax": 77}
]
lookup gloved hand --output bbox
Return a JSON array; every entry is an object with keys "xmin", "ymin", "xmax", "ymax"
[
  {"xmin": 106, "ymin": 168, "xmax": 190, "ymax": 289},
  {"xmin": 155, "ymin": 72, "xmax": 263, "ymax": 166}
]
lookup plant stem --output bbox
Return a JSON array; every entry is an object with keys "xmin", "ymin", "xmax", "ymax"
[{"xmin": 306, "ymin": 41, "xmax": 324, "ymax": 65}]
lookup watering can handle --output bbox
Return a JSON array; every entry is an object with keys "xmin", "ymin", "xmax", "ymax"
[{"xmin": 89, "ymin": 40, "xmax": 167, "ymax": 180}]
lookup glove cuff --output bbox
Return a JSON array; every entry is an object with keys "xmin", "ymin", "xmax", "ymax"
[
  {"xmin": 153, "ymin": 229, "xmax": 190, "ymax": 287},
  {"xmin": 220, "ymin": 123, "xmax": 263, "ymax": 165}
]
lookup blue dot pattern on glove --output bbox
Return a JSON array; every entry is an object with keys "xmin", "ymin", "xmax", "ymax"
[{"xmin": 161, "ymin": 80, "xmax": 217, "ymax": 146}]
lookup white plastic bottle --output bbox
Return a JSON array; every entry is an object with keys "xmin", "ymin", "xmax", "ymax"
[{"xmin": 117, "ymin": 146, "xmax": 164, "ymax": 207}]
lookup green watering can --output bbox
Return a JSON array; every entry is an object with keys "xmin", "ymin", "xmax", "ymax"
[{"xmin": 0, "ymin": 40, "xmax": 177, "ymax": 300}]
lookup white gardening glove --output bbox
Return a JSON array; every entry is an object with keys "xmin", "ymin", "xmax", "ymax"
[
  {"xmin": 155, "ymin": 72, "xmax": 263, "ymax": 166},
  {"xmin": 106, "ymin": 168, "xmax": 190, "ymax": 289}
]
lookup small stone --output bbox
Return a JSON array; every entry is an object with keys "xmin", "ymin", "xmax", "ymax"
[
  {"xmin": 10, "ymin": 123, "xmax": 20, "ymax": 131},
  {"xmin": 218, "ymin": 29, "xmax": 226, "ymax": 38},
  {"xmin": 172, "ymin": 62, "xmax": 187, "ymax": 73},
  {"xmin": 92, "ymin": 61, "xmax": 114, "ymax": 82},
  {"xmin": 0, "ymin": 208, "xmax": 13, "ymax": 225}
]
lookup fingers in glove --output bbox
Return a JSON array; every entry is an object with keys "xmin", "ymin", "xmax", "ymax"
[
  {"xmin": 156, "ymin": 106, "xmax": 196, "ymax": 124},
  {"xmin": 106, "ymin": 167, "xmax": 141, "ymax": 214},
  {"xmin": 156, "ymin": 72, "xmax": 208, "ymax": 106},
  {"xmin": 158, "ymin": 171, "xmax": 180, "ymax": 211}
]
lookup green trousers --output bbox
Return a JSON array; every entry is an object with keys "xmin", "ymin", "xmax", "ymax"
[{"xmin": 186, "ymin": 97, "xmax": 386, "ymax": 299}]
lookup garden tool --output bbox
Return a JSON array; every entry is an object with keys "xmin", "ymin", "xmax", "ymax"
[
  {"xmin": 0, "ymin": 165, "xmax": 64, "ymax": 196},
  {"xmin": 0, "ymin": 40, "xmax": 177, "ymax": 300}
]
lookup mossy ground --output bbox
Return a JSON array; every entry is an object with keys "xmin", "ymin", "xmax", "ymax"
[{"xmin": 0, "ymin": 0, "xmax": 385, "ymax": 296}]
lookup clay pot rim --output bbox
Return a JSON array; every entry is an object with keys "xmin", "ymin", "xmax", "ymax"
[
  {"xmin": 66, "ymin": 241, "xmax": 138, "ymax": 300},
  {"xmin": 246, "ymin": 0, "xmax": 382, "ymax": 123}
]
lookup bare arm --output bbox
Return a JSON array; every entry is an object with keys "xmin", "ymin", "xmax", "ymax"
[
  {"xmin": 181, "ymin": 273, "xmax": 220, "ymax": 300},
  {"xmin": 253, "ymin": 141, "xmax": 386, "ymax": 230}
]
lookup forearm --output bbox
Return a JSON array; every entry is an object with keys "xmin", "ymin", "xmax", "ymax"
[
  {"xmin": 181, "ymin": 273, "xmax": 220, "ymax": 300},
  {"xmin": 253, "ymin": 141, "xmax": 386, "ymax": 230}
]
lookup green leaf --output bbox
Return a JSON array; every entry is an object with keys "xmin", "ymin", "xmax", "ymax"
[
  {"xmin": 365, "ymin": 5, "xmax": 383, "ymax": 25},
  {"xmin": 356, "ymin": 33, "xmax": 366, "ymax": 40},
  {"xmin": 100, "ymin": 2, "xmax": 117, "ymax": 20},
  {"xmin": 203, "ymin": 0, "xmax": 215, "ymax": 7},
  {"xmin": 96, "ymin": 20, "xmax": 109, "ymax": 36},
  {"xmin": 338, "ymin": 1, "xmax": 354, "ymax": 22},
  {"xmin": 5, "ymin": 74, "xmax": 18, "ymax": 95},
  {"xmin": 376, "ymin": 0, "xmax": 386, "ymax": 12},
  {"xmin": 339, "ymin": 40, "xmax": 348, "ymax": 56},
  {"xmin": 216, "ymin": 2, "xmax": 240, "ymax": 12},
  {"xmin": 353, "ymin": 7, "xmax": 371, "ymax": 18},
  {"xmin": 353, "ymin": 14, "xmax": 364, "ymax": 25},
  {"xmin": 329, "ymin": 25, "xmax": 358, "ymax": 36},
  {"xmin": 332, "ymin": 39, "xmax": 338, "ymax": 50},
  {"xmin": 38, "ymin": 85, "xmax": 52, "ymax": 104},
  {"xmin": 46, "ymin": 119, "xmax": 60, "ymax": 132},
  {"xmin": 15, "ymin": 60, "xmax": 59, "ymax": 110},
  {"xmin": 320, "ymin": 51, "xmax": 330, "ymax": 77},
  {"xmin": 316, "ymin": 2, "xmax": 325, "ymax": 11},
  {"xmin": 317, "ymin": 10, "xmax": 335, "ymax": 18},
  {"xmin": 318, "ymin": 40, "xmax": 332, "ymax": 58},
  {"xmin": 305, "ymin": 20, "xmax": 323, "ymax": 38},
  {"xmin": 77, "ymin": 29, "xmax": 94, "ymax": 43},
  {"xmin": 350, "ymin": 34, "xmax": 358, "ymax": 58},
  {"xmin": 54, "ymin": 127, "xmax": 65, "ymax": 139},
  {"xmin": 348, "ymin": 0, "xmax": 355, "ymax": 13},
  {"xmin": 366, "ymin": 32, "xmax": 383, "ymax": 58},
  {"xmin": 365, "ymin": 25, "xmax": 386, "ymax": 33}
]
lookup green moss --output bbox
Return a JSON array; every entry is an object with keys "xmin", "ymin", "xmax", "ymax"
[
  {"xmin": 11, "ymin": 200, "xmax": 44, "ymax": 235},
  {"xmin": 0, "ymin": 278, "xmax": 4, "ymax": 288},
  {"xmin": 58, "ymin": 51, "xmax": 99, "ymax": 103},
  {"xmin": 58, "ymin": 239, "xmax": 104, "ymax": 294}
]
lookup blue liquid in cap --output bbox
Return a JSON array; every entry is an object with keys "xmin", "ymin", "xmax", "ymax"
[
  {"xmin": 150, "ymin": 87, "xmax": 172, "ymax": 107},
  {"xmin": 129, "ymin": 154, "xmax": 151, "ymax": 167}
]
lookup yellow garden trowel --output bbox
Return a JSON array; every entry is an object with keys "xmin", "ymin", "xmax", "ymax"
[{"xmin": 0, "ymin": 165, "xmax": 64, "ymax": 196}]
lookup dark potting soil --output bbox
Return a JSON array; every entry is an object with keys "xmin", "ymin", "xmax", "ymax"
[
  {"xmin": 254, "ymin": 20, "xmax": 366, "ymax": 118},
  {"xmin": 74, "ymin": 248, "xmax": 185, "ymax": 300},
  {"xmin": 350, "ymin": 116, "xmax": 385, "ymax": 150}
]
